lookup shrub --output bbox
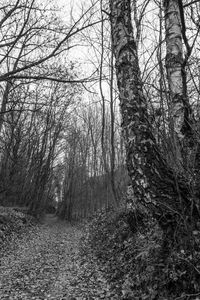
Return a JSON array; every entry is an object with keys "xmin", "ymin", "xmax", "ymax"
[{"xmin": 81, "ymin": 206, "xmax": 200, "ymax": 299}]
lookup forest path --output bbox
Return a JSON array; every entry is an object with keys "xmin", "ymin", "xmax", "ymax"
[{"xmin": 0, "ymin": 214, "xmax": 110, "ymax": 300}]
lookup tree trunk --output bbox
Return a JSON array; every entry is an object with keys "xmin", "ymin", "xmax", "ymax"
[
  {"xmin": 164, "ymin": 0, "xmax": 194, "ymax": 171},
  {"xmin": 165, "ymin": 0, "xmax": 185, "ymax": 140},
  {"xmin": 109, "ymin": 0, "xmax": 200, "ymax": 245}
]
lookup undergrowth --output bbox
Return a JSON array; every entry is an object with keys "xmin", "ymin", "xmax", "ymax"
[
  {"xmin": 0, "ymin": 206, "xmax": 36, "ymax": 252},
  {"xmin": 80, "ymin": 207, "xmax": 200, "ymax": 300}
]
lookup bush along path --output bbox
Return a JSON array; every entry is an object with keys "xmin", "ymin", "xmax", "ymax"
[
  {"xmin": 0, "ymin": 213, "xmax": 113, "ymax": 300},
  {"xmin": 81, "ymin": 208, "xmax": 200, "ymax": 300}
]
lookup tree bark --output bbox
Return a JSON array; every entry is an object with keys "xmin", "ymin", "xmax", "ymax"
[
  {"xmin": 109, "ymin": 0, "xmax": 200, "ymax": 243},
  {"xmin": 164, "ymin": 0, "xmax": 185, "ymax": 140},
  {"xmin": 164, "ymin": 0, "xmax": 194, "ymax": 172}
]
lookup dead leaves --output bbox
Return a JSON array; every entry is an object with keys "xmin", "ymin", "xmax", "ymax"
[{"xmin": 0, "ymin": 217, "xmax": 114, "ymax": 300}]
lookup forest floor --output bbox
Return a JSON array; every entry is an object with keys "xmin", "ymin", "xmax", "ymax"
[
  {"xmin": 1, "ymin": 208, "xmax": 199, "ymax": 300},
  {"xmin": 0, "ymin": 214, "xmax": 112, "ymax": 300}
]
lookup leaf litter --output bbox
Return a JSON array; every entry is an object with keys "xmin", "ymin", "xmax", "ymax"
[{"xmin": 0, "ymin": 216, "xmax": 113, "ymax": 300}]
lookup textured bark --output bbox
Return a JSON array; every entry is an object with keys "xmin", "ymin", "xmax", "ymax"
[
  {"xmin": 164, "ymin": 0, "xmax": 185, "ymax": 140},
  {"xmin": 109, "ymin": 0, "xmax": 200, "ymax": 240},
  {"xmin": 164, "ymin": 0, "xmax": 194, "ymax": 170},
  {"xmin": 164, "ymin": 0, "xmax": 200, "ymax": 217},
  {"xmin": 0, "ymin": 82, "xmax": 11, "ymax": 133}
]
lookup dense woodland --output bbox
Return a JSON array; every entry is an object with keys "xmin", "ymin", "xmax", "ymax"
[
  {"xmin": 0, "ymin": 0, "xmax": 129, "ymax": 219},
  {"xmin": 0, "ymin": 0, "xmax": 200, "ymax": 299}
]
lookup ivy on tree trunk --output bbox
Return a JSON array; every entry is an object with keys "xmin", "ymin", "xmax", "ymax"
[{"xmin": 109, "ymin": 0, "xmax": 200, "ymax": 244}]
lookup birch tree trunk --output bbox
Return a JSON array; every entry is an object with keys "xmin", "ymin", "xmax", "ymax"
[
  {"xmin": 109, "ymin": 0, "xmax": 200, "ymax": 245},
  {"xmin": 164, "ymin": 0, "xmax": 194, "ymax": 171},
  {"xmin": 164, "ymin": 0, "xmax": 184, "ymax": 141}
]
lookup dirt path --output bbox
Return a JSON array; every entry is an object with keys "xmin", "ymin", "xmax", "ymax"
[{"xmin": 0, "ymin": 215, "xmax": 112, "ymax": 300}]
